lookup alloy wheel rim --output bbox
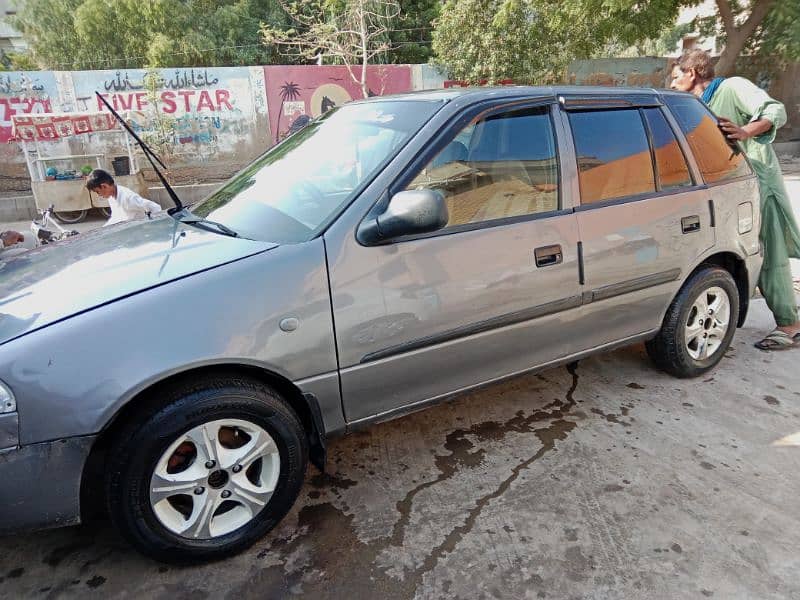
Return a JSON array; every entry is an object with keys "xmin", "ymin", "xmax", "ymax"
[
  {"xmin": 684, "ymin": 285, "xmax": 730, "ymax": 361},
  {"xmin": 149, "ymin": 419, "xmax": 280, "ymax": 539}
]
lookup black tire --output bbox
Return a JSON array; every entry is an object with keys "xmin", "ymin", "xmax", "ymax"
[
  {"xmin": 97, "ymin": 207, "xmax": 112, "ymax": 219},
  {"xmin": 105, "ymin": 375, "xmax": 308, "ymax": 564},
  {"xmin": 646, "ymin": 267, "xmax": 739, "ymax": 378},
  {"xmin": 53, "ymin": 209, "xmax": 87, "ymax": 224}
]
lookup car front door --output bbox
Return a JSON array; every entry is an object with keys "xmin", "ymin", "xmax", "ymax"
[
  {"xmin": 326, "ymin": 102, "xmax": 583, "ymax": 424},
  {"xmin": 557, "ymin": 99, "xmax": 716, "ymax": 348}
]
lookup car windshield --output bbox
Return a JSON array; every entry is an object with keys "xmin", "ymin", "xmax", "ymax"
[{"xmin": 190, "ymin": 100, "xmax": 443, "ymax": 243}]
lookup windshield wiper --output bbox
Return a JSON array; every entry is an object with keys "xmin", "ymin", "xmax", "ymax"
[
  {"xmin": 95, "ymin": 91, "xmax": 183, "ymax": 212},
  {"xmin": 178, "ymin": 214, "xmax": 240, "ymax": 238}
]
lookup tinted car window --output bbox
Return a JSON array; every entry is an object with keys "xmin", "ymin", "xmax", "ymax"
[
  {"xmin": 406, "ymin": 107, "xmax": 559, "ymax": 227},
  {"xmin": 664, "ymin": 95, "xmax": 751, "ymax": 184},
  {"xmin": 642, "ymin": 108, "xmax": 693, "ymax": 191},
  {"xmin": 569, "ymin": 109, "xmax": 655, "ymax": 204}
]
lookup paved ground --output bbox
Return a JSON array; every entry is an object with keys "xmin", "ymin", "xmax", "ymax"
[{"xmin": 0, "ymin": 297, "xmax": 799, "ymax": 599}]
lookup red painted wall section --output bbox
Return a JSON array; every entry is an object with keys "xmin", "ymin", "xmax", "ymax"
[{"xmin": 263, "ymin": 65, "xmax": 412, "ymax": 144}]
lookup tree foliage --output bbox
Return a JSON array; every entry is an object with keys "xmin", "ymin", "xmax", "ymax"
[
  {"xmin": 693, "ymin": 0, "xmax": 798, "ymax": 75},
  {"xmin": 388, "ymin": 0, "xmax": 439, "ymax": 64},
  {"xmin": 10, "ymin": 0, "xmax": 293, "ymax": 69},
  {"xmin": 431, "ymin": 0, "xmax": 684, "ymax": 84},
  {"xmin": 432, "ymin": 0, "xmax": 798, "ymax": 83}
]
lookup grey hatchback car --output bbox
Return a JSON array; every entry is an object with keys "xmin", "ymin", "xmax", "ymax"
[{"xmin": 0, "ymin": 87, "xmax": 761, "ymax": 562}]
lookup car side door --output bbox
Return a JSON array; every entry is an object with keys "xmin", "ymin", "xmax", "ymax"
[
  {"xmin": 557, "ymin": 97, "xmax": 716, "ymax": 348},
  {"xmin": 324, "ymin": 100, "xmax": 584, "ymax": 424}
]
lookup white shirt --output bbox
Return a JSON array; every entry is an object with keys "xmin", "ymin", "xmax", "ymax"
[{"xmin": 105, "ymin": 185, "xmax": 163, "ymax": 226}]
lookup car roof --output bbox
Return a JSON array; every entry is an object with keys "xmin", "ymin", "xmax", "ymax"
[{"xmin": 352, "ymin": 85, "xmax": 693, "ymax": 105}]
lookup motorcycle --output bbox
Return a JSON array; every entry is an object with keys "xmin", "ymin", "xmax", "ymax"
[{"xmin": 30, "ymin": 204, "xmax": 80, "ymax": 247}]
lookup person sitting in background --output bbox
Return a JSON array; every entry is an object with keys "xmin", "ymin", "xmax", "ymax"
[
  {"xmin": 0, "ymin": 230, "xmax": 25, "ymax": 259},
  {"xmin": 86, "ymin": 169, "xmax": 162, "ymax": 226},
  {"xmin": 0, "ymin": 230, "xmax": 24, "ymax": 249}
]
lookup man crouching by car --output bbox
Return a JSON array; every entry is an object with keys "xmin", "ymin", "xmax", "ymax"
[
  {"xmin": 86, "ymin": 169, "xmax": 162, "ymax": 226},
  {"xmin": 0, "ymin": 229, "xmax": 25, "ymax": 258}
]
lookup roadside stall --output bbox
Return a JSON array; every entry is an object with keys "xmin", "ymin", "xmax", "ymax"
[{"xmin": 12, "ymin": 111, "xmax": 148, "ymax": 223}]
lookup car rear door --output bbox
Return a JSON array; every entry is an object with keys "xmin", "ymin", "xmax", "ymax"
[
  {"xmin": 556, "ymin": 95, "xmax": 716, "ymax": 347},
  {"xmin": 325, "ymin": 100, "xmax": 583, "ymax": 424}
]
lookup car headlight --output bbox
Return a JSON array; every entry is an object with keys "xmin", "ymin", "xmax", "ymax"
[{"xmin": 0, "ymin": 380, "xmax": 16, "ymax": 413}]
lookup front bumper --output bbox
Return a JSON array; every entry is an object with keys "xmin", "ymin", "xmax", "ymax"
[{"xmin": 0, "ymin": 435, "xmax": 95, "ymax": 534}]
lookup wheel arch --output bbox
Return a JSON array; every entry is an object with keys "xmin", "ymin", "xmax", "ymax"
[
  {"xmin": 692, "ymin": 251, "xmax": 750, "ymax": 327},
  {"xmin": 80, "ymin": 363, "xmax": 328, "ymax": 522}
]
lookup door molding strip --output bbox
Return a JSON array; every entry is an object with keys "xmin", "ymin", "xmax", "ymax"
[
  {"xmin": 359, "ymin": 294, "xmax": 582, "ymax": 364},
  {"xmin": 358, "ymin": 267, "xmax": 681, "ymax": 365}
]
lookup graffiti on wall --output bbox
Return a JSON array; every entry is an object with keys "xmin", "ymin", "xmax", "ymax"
[
  {"xmin": 0, "ymin": 72, "xmax": 58, "ymax": 143},
  {"xmin": 69, "ymin": 67, "xmax": 267, "ymax": 159},
  {"xmin": 263, "ymin": 65, "xmax": 412, "ymax": 143}
]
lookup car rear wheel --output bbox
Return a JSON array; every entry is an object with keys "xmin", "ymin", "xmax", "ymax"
[
  {"xmin": 105, "ymin": 375, "xmax": 308, "ymax": 564},
  {"xmin": 646, "ymin": 267, "xmax": 739, "ymax": 378}
]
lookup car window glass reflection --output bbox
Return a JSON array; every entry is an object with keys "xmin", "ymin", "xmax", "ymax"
[
  {"xmin": 569, "ymin": 109, "xmax": 656, "ymax": 204},
  {"xmin": 663, "ymin": 96, "xmax": 751, "ymax": 184},
  {"xmin": 407, "ymin": 108, "xmax": 559, "ymax": 227}
]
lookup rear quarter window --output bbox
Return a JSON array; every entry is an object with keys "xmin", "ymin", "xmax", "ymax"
[{"xmin": 664, "ymin": 95, "xmax": 752, "ymax": 184}]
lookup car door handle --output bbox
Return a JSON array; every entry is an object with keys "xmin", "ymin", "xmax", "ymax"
[
  {"xmin": 534, "ymin": 244, "xmax": 563, "ymax": 267},
  {"xmin": 681, "ymin": 215, "xmax": 700, "ymax": 233}
]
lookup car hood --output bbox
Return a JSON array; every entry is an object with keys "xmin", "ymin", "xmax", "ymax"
[{"xmin": 0, "ymin": 216, "xmax": 277, "ymax": 345}]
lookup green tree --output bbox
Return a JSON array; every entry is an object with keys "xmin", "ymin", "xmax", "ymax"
[
  {"xmin": 431, "ymin": 0, "xmax": 684, "ymax": 84},
  {"xmin": 693, "ymin": 0, "xmax": 797, "ymax": 76},
  {"xmin": 388, "ymin": 0, "xmax": 439, "ymax": 64},
  {"xmin": 0, "ymin": 51, "xmax": 40, "ymax": 71},
  {"xmin": 10, "ymin": 0, "xmax": 293, "ymax": 69},
  {"xmin": 432, "ymin": 0, "xmax": 796, "ymax": 83}
]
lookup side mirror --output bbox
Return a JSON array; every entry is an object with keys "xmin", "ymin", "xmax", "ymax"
[{"xmin": 359, "ymin": 189, "xmax": 448, "ymax": 244}]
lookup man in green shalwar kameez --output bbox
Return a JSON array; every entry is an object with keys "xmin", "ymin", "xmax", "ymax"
[{"xmin": 671, "ymin": 50, "xmax": 800, "ymax": 350}]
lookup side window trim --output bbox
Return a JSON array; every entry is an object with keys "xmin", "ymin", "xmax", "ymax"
[
  {"xmin": 640, "ymin": 107, "xmax": 697, "ymax": 190},
  {"xmin": 572, "ymin": 185, "xmax": 702, "ymax": 213},
  {"xmin": 639, "ymin": 108, "xmax": 661, "ymax": 193},
  {"xmin": 551, "ymin": 104, "xmax": 580, "ymax": 211}
]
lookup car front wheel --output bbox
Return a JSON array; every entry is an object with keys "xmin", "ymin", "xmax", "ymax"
[
  {"xmin": 646, "ymin": 266, "xmax": 739, "ymax": 378},
  {"xmin": 105, "ymin": 375, "xmax": 308, "ymax": 563}
]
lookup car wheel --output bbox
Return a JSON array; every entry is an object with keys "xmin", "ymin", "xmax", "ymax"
[
  {"xmin": 646, "ymin": 267, "xmax": 739, "ymax": 378},
  {"xmin": 98, "ymin": 207, "xmax": 112, "ymax": 219},
  {"xmin": 105, "ymin": 375, "xmax": 308, "ymax": 564},
  {"xmin": 53, "ymin": 209, "xmax": 88, "ymax": 224}
]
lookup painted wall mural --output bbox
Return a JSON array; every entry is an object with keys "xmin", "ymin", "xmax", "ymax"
[
  {"xmin": 68, "ymin": 67, "xmax": 268, "ymax": 161},
  {"xmin": 0, "ymin": 64, "xmax": 423, "ymax": 192},
  {"xmin": 0, "ymin": 71, "xmax": 58, "ymax": 143},
  {"xmin": 263, "ymin": 65, "xmax": 412, "ymax": 143}
]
